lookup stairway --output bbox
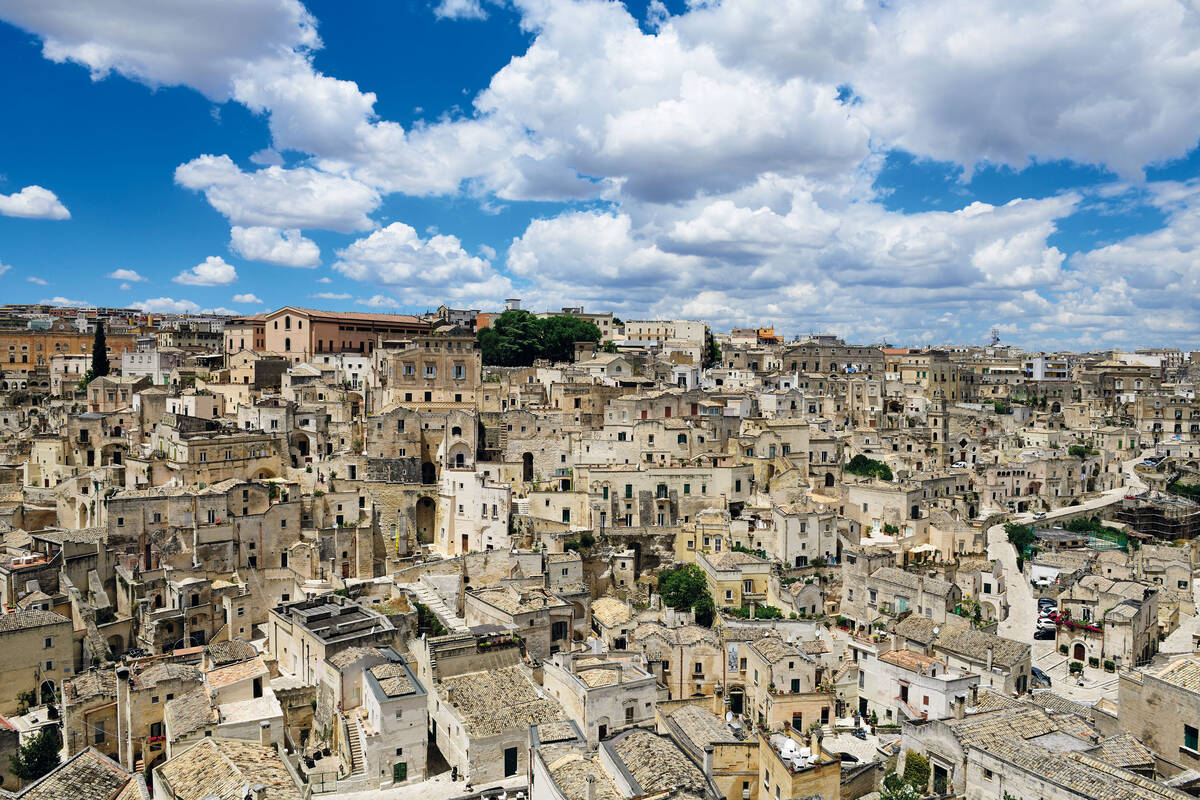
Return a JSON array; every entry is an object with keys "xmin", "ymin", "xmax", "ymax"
[
  {"xmin": 405, "ymin": 581, "xmax": 470, "ymax": 633},
  {"xmin": 347, "ymin": 715, "xmax": 366, "ymax": 778}
]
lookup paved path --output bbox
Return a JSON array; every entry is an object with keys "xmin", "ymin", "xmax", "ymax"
[{"xmin": 985, "ymin": 449, "xmax": 1154, "ymax": 702}]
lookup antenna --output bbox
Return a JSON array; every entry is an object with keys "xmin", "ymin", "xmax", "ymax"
[{"xmin": 989, "ymin": 327, "xmax": 1000, "ymax": 347}]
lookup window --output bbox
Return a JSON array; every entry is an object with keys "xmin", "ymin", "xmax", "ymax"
[
  {"xmin": 1186, "ymin": 724, "xmax": 1199, "ymax": 752},
  {"xmin": 44, "ymin": 637, "xmax": 52, "ymax": 649},
  {"xmin": 94, "ymin": 719, "xmax": 106, "ymax": 744},
  {"xmin": 983, "ymin": 769, "xmax": 993, "ymax": 781},
  {"xmin": 45, "ymin": 660, "xmax": 53, "ymax": 671}
]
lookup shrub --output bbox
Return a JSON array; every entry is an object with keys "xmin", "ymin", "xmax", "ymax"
[
  {"xmin": 902, "ymin": 750, "xmax": 931, "ymax": 792},
  {"xmin": 1088, "ymin": 656, "xmax": 1100, "ymax": 668},
  {"xmin": 845, "ymin": 454, "xmax": 893, "ymax": 481},
  {"xmin": 1069, "ymin": 661, "xmax": 1083, "ymax": 674},
  {"xmin": 1104, "ymin": 659, "xmax": 1116, "ymax": 672},
  {"xmin": 1059, "ymin": 644, "xmax": 1068, "ymax": 655},
  {"xmin": 579, "ymin": 531, "xmax": 596, "ymax": 548}
]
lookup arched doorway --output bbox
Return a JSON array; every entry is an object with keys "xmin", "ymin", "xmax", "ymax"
[
  {"xmin": 1073, "ymin": 643, "xmax": 1085, "ymax": 661},
  {"xmin": 416, "ymin": 497, "xmax": 435, "ymax": 544},
  {"xmin": 39, "ymin": 680, "xmax": 56, "ymax": 705},
  {"xmin": 824, "ymin": 472, "xmax": 835, "ymax": 488},
  {"xmin": 522, "ymin": 452, "xmax": 534, "ymax": 482},
  {"xmin": 421, "ymin": 462, "xmax": 436, "ymax": 484}
]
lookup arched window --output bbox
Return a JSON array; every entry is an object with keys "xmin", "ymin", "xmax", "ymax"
[
  {"xmin": 451, "ymin": 426, "xmax": 462, "ymax": 437},
  {"xmin": 284, "ymin": 337, "xmax": 291, "ymax": 351},
  {"xmin": 284, "ymin": 316, "xmax": 291, "ymax": 330}
]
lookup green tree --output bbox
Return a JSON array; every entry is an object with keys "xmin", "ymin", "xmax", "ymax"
[
  {"xmin": 1004, "ymin": 522, "xmax": 1036, "ymax": 554},
  {"xmin": 11, "ymin": 725, "xmax": 60, "ymax": 783},
  {"xmin": 600, "ymin": 340, "xmax": 619, "ymax": 353},
  {"xmin": 879, "ymin": 773, "xmax": 922, "ymax": 800},
  {"xmin": 845, "ymin": 454, "xmax": 893, "ymax": 481},
  {"xmin": 478, "ymin": 310, "xmax": 543, "ymax": 366},
  {"xmin": 90, "ymin": 319, "xmax": 110, "ymax": 378},
  {"xmin": 539, "ymin": 315, "xmax": 602, "ymax": 363},
  {"xmin": 901, "ymin": 750, "xmax": 930, "ymax": 792},
  {"xmin": 703, "ymin": 330, "xmax": 721, "ymax": 368},
  {"xmin": 658, "ymin": 563, "xmax": 709, "ymax": 612},
  {"xmin": 694, "ymin": 594, "xmax": 715, "ymax": 626}
]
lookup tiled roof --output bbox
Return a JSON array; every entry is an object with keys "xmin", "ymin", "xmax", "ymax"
[
  {"xmin": 544, "ymin": 750, "xmax": 622, "ymax": 800},
  {"xmin": 132, "ymin": 663, "xmax": 201, "ymax": 691},
  {"xmin": 879, "ymin": 649, "xmax": 944, "ymax": 674},
  {"xmin": 1029, "ymin": 689, "xmax": 1094, "ymax": 720},
  {"xmin": 705, "ymin": 550, "xmax": 768, "ymax": 570},
  {"xmin": 438, "ymin": 665, "xmax": 564, "ymax": 736},
  {"xmin": 668, "ymin": 704, "xmax": 738, "ymax": 752},
  {"xmin": 0, "ymin": 608, "xmax": 69, "ymax": 633},
  {"xmin": 948, "ymin": 707, "xmax": 1058, "ymax": 749},
  {"xmin": 205, "ymin": 639, "xmax": 258, "ymax": 667},
  {"xmin": 591, "ymin": 596, "xmax": 632, "ymax": 628},
  {"xmin": 164, "ymin": 686, "xmax": 216, "ymax": 738},
  {"xmin": 891, "ymin": 615, "xmax": 938, "ymax": 644},
  {"xmin": 1150, "ymin": 655, "xmax": 1200, "ymax": 692},
  {"xmin": 17, "ymin": 748, "xmax": 137, "ymax": 800},
  {"xmin": 749, "ymin": 636, "xmax": 806, "ymax": 665},
  {"xmin": 369, "ymin": 662, "xmax": 416, "ymax": 697},
  {"xmin": 933, "ymin": 628, "xmax": 1029, "ymax": 670},
  {"xmin": 63, "ymin": 670, "xmax": 117, "ymax": 704},
  {"xmin": 157, "ymin": 737, "xmax": 302, "ymax": 800},
  {"xmin": 608, "ymin": 730, "xmax": 707, "ymax": 795},
  {"xmin": 472, "ymin": 586, "xmax": 568, "ymax": 615},
  {"xmin": 205, "ymin": 656, "xmax": 266, "ymax": 690},
  {"xmin": 326, "ymin": 645, "xmax": 382, "ymax": 670}
]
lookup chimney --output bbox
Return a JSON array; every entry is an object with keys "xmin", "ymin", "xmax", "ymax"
[
  {"xmin": 703, "ymin": 745, "xmax": 714, "ymax": 776},
  {"xmin": 246, "ymin": 786, "xmax": 267, "ymax": 800},
  {"xmin": 986, "ymin": 646, "xmax": 994, "ymax": 672},
  {"xmin": 809, "ymin": 731, "xmax": 822, "ymax": 760},
  {"xmin": 952, "ymin": 696, "xmax": 965, "ymax": 720},
  {"xmin": 259, "ymin": 720, "xmax": 271, "ymax": 747},
  {"xmin": 969, "ymin": 683, "xmax": 978, "ymax": 706},
  {"xmin": 586, "ymin": 774, "xmax": 596, "ymax": 800}
]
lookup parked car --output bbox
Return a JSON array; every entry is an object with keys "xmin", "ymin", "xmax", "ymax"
[
  {"xmin": 1033, "ymin": 628, "xmax": 1056, "ymax": 640},
  {"xmin": 1033, "ymin": 511, "xmax": 1047, "ymax": 520},
  {"xmin": 1031, "ymin": 666, "xmax": 1052, "ymax": 685},
  {"xmin": 1038, "ymin": 599, "xmax": 1057, "ymax": 611}
]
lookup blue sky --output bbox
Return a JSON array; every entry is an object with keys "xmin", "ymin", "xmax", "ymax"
[{"xmin": 1, "ymin": 0, "xmax": 1199, "ymax": 350}]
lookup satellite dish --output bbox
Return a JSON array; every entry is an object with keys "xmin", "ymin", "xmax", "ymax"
[
  {"xmin": 726, "ymin": 711, "xmax": 733, "ymax": 722},
  {"xmin": 932, "ymin": 626, "xmax": 940, "ymax": 635}
]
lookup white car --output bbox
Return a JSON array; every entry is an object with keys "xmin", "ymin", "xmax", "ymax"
[{"xmin": 1033, "ymin": 511, "xmax": 1047, "ymax": 519}]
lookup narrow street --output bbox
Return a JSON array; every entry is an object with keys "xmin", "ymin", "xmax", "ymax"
[{"xmin": 985, "ymin": 449, "xmax": 1154, "ymax": 702}]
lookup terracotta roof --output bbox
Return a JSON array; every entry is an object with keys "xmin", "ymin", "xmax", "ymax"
[
  {"xmin": 369, "ymin": 662, "xmax": 417, "ymax": 698},
  {"xmin": 591, "ymin": 597, "xmax": 632, "ymax": 628},
  {"xmin": 0, "ymin": 608, "xmax": 69, "ymax": 633},
  {"xmin": 63, "ymin": 670, "xmax": 117, "ymax": 704},
  {"xmin": 205, "ymin": 656, "xmax": 267, "ymax": 690}
]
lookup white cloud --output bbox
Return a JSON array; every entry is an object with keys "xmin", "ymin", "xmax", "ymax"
[
  {"xmin": 0, "ymin": 185, "xmax": 70, "ymax": 220},
  {"xmin": 0, "ymin": 0, "xmax": 318, "ymax": 101},
  {"xmin": 133, "ymin": 297, "xmax": 237, "ymax": 315},
  {"xmin": 316, "ymin": 276, "xmax": 332, "ymax": 283},
  {"xmin": 176, "ymin": 155, "xmax": 379, "ymax": 233},
  {"xmin": 0, "ymin": 263, "xmax": 10, "ymax": 276},
  {"xmin": 119, "ymin": 283, "xmax": 132, "ymax": 290},
  {"xmin": 105, "ymin": 268, "xmax": 146, "ymax": 282},
  {"xmin": 232, "ymin": 293, "xmax": 262, "ymax": 304},
  {"xmin": 26, "ymin": 276, "xmax": 48, "ymax": 285},
  {"xmin": 230, "ymin": 226, "xmax": 320, "ymax": 267},
  {"xmin": 334, "ymin": 221, "xmax": 496, "ymax": 287},
  {"xmin": 311, "ymin": 291, "xmax": 351, "ymax": 300},
  {"xmin": 40, "ymin": 296, "xmax": 91, "ymax": 307},
  {"xmin": 434, "ymin": 0, "xmax": 487, "ymax": 21},
  {"xmin": 357, "ymin": 294, "xmax": 399, "ymax": 308},
  {"xmin": 173, "ymin": 255, "xmax": 238, "ymax": 286}
]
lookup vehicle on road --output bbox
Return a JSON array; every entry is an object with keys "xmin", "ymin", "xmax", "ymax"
[
  {"xmin": 1033, "ymin": 511, "xmax": 1047, "ymax": 519},
  {"xmin": 1031, "ymin": 666, "xmax": 1052, "ymax": 686},
  {"xmin": 1033, "ymin": 628, "xmax": 1056, "ymax": 640}
]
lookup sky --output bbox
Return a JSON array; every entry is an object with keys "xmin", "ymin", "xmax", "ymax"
[{"xmin": 1, "ymin": 0, "xmax": 1200, "ymax": 351}]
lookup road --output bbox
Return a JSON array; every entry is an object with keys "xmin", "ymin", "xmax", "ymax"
[{"xmin": 985, "ymin": 449, "xmax": 1155, "ymax": 702}]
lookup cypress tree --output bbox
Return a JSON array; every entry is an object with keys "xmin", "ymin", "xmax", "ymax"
[{"xmin": 91, "ymin": 319, "xmax": 110, "ymax": 377}]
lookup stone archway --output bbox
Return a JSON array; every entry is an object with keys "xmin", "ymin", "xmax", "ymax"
[
  {"xmin": 421, "ymin": 461, "xmax": 436, "ymax": 484},
  {"xmin": 1073, "ymin": 642, "xmax": 1086, "ymax": 661},
  {"xmin": 416, "ymin": 496, "xmax": 435, "ymax": 544},
  {"xmin": 522, "ymin": 452, "xmax": 534, "ymax": 482}
]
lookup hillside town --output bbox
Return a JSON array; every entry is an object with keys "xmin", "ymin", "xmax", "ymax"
[{"xmin": 0, "ymin": 299, "xmax": 1198, "ymax": 800}]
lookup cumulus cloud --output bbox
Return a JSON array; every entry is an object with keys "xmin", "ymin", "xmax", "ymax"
[
  {"xmin": 0, "ymin": 0, "xmax": 318, "ymax": 101},
  {"xmin": 0, "ymin": 185, "xmax": 70, "ymax": 220},
  {"xmin": 173, "ymin": 256, "xmax": 238, "ymax": 286},
  {"xmin": 334, "ymin": 222, "xmax": 495, "ymax": 287},
  {"xmin": 176, "ymin": 155, "xmax": 379, "ymax": 233},
  {"xmin": 311, "ymin": 291, "xmax": 351, "ymax": 300},
  {"xmin": 105, "ymin": 268, "xmax": 146, "ymax": 282},
  {"xmin": 26, "ymin": 276, "xmax": 48, "ymax": 285},
  {"xmin": 0, "ymin": 263, "xmax": 10, "ymax": 276},
  {"xmin": 232, "ymin": 293, "xmax": 262, "ymax": 304},
  {"xmin": 230, "ymin": 226, "xmax": 320, "ymax": 267},
  {"xmin": 434, "ymin": 0, "xmax": 487, "ymax": 20},
  {"xmin": 357, "ymin": 294, "xmax": 399, "ymax": 308}
]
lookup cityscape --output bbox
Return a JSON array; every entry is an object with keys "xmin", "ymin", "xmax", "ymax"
[{"xmin": 3, "ymin": 2, "xmax": 1200, "ymax": 800}]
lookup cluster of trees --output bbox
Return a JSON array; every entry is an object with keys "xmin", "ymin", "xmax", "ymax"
[
  {"xmin": 1068, "ymin": 445, "xmax": 1097, "ymax": 458},
  {"xmin": 845, "ymin": 454, "xmax": 894, "ymax": 481},
  {"xmin": 477, "ymin": 310, "xmax": 602, "ymax": 366},
  {"xmin": 1168, "ymin": 480, "xmax": 1200, "ymax": 501},
  {"xmin": 657, "ymin": 563, "xmax": 715, "ymax": 626}
]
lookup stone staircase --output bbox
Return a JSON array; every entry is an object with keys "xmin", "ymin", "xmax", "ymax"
[
  {"xmin": 405, "ymin": 581, "xmax": 470, "ymax": 634},
  {"xmin": 346, "ymin": 715, "xmax": 366, "ymax": 778}
]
